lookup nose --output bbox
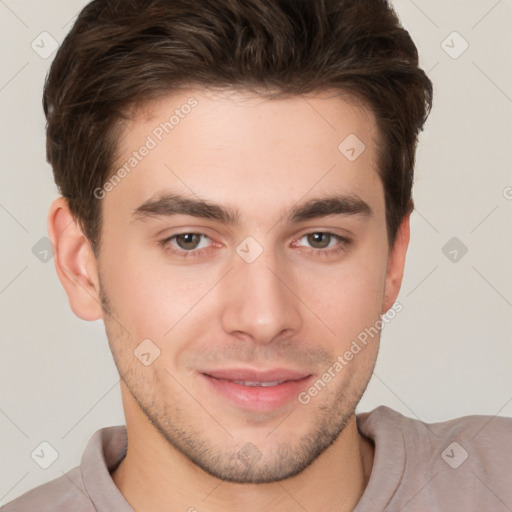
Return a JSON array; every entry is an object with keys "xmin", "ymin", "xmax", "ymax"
[{"xmin": 219, "ymin": 249, "xmax": 303, "ymax": 345}]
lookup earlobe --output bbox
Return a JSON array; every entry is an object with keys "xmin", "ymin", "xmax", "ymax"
[
  {"xmin": 47, "ymin": 197, "xmax": 103, "ymax": 321},
  {"xmin": 382, "ymin": 213, "xmax": 411, "ymax": 314}
]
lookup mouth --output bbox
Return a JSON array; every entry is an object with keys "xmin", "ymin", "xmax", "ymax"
[{"xmin": 198, "ymin": 368, "xmax": 314, "ymax": 412}]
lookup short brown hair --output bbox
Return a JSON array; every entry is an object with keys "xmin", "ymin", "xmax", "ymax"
[{"xmin": 44, "ymin": 0, "xmax": 433, "ymax": 252}]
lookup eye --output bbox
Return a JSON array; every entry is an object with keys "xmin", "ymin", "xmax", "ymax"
[
  {"xmin": 160, "ymin": 233, "xmax": 212, "ymax": 257},
  {"xmin": 294, "ymin": 231, "xmax": 350, "ymax": 256},
  {"xmin": 301, "ymin": 232, "xmax": 338, "ymax": 249}
]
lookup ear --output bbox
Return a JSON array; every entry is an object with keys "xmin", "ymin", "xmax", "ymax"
[
  {"xmin": 382, "ymin": 213, "xmax": 410, "ymax": 313},
  {"xmin": 47, "ymin": 197, "xmax": 103, "ymax": 321}
]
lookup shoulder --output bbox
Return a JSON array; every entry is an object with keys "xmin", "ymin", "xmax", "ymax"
[
  {"xmin": 1, "ymin": 425, "xmax": 128, "ymax": 512},
  {"xmin": 360, "ymin": 405, "xmax": 512, "ymax": 465},
  {"xmin": 0, "ymin": 467, "xmax": 94, "ymax": 512},
  {"xmin": 359, "ymin": 404, "xmax": 512, "ymax": 444},
  {"xmin": 357, "ymin": 406, "xmax": 512, "ymax": 510}
]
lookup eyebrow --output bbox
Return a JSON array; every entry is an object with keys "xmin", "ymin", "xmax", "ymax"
[{"xmin": 132, "ymin": 191, "xmax": 372, "ymax": 225}]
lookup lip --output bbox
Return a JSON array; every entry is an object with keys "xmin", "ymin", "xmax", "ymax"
[{"xmin": 199, "ymin": 368, "xmax": 314, "ymax": 412}]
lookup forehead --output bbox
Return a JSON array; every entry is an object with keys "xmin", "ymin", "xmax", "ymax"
[{"xmin": 106, "ymin": 88, "xmax": 384, "ymax": 223}]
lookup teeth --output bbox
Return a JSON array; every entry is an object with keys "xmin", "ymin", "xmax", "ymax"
[{"xmin": 233, "ymin": 380, "xmax": 286, "ymax": 387}]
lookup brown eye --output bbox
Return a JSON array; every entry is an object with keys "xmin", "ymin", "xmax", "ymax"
[
  {"xmin": 306, "ymin": 232, "xmax": 334, "ymax": 249},
  {"xmin": 174, "ymin": 233, "xmax": 203, "ymax": 250},
  {"xmin": 159, "ymin": 232, "xmax": 216, "ymax": 259},
  {"xmin": 293, "ymin": 231, "xmax": 351, "ymax": 257}
]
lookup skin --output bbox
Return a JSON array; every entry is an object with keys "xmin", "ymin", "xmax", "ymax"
[{"xmin": 48, "ymin": 88, "xmax": 410, "ymax": 512}]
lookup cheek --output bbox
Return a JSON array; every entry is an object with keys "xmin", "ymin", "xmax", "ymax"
[
  {"xmin": 100, "ymin": 244, "xmax": 220, "ymax": 344},
  {"xmin": 298, "ymin": 251, "xmax": 388, "ymax": 344}
]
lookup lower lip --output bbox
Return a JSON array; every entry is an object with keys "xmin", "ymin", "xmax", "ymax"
[{"xmin": 200, "ymin": 373, "xmax": 313, "ymax": 412}]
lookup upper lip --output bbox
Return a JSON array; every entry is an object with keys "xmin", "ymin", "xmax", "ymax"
[{"xmin": 201, "ymin": 368, "xmax": 312, "ymax": 382}]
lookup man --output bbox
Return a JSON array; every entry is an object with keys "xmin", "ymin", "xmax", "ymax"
[{"xmin": 3, "ymin": 0, "xmax": 511, "ymax": 511}]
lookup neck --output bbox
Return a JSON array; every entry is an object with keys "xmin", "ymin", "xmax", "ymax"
[{"xmin": 112, "ymin": 388, "xmax": 374, "ymax": 512}]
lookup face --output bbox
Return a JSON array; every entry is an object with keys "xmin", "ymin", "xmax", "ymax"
[{"xmin": 94, "ymin": 88, "xmax": 399, "ymax": 483}]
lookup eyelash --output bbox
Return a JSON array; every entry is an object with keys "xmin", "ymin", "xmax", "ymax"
[{"xmin": 159, "ymin": 231, "xmax": 351, "ymax": 259}]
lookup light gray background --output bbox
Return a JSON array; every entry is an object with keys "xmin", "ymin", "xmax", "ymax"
[{"xmin": 1, "ymin": 0, "xmax": 511, "ymax": 505}]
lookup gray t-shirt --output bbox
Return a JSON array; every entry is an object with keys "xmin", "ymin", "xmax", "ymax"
[{"xmin": 2, "ymin": 406, "xmax": 511, "ymax": 511}]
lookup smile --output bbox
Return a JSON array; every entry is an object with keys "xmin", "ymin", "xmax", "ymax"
[{"xmin": 199, "ymin": 369, "xmax": 314, "ymax": 412}]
